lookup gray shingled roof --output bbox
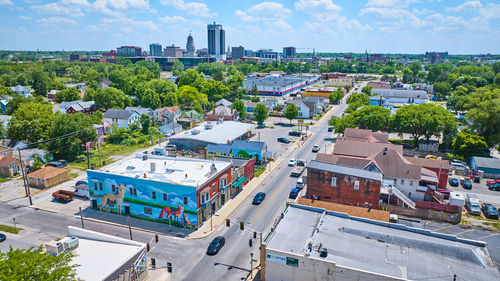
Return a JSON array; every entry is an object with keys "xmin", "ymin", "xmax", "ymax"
[
  {"xmin": 371, "ymin": 88, "xmax": 428, "ymax": 99},
  {"xmin": 103, "ymin": 109, "xmax": 134, "ymax": 119}
]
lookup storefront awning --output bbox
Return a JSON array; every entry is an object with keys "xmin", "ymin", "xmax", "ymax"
[{"xmin": 232, "ymin": 176, "xmax": 247, "ymax": 188}]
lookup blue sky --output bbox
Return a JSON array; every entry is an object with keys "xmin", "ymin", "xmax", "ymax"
[{"xmin": 0, "ymin": 0, "xmax": 499, "ymax": 54}]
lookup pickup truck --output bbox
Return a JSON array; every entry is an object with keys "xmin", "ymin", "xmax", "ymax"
[
  {"xmin": 52, "ymin": 190, "xmax": 74, "ymax": 202},
  {"xmin": 290, "ymin": 166, "xmax": 305, "ymax": 177}
]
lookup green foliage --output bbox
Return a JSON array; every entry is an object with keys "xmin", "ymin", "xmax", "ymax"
[
  {"xmin": 0, "ymin": 85, "xmax": 14, "ymax": 97},
  {"xmin": 328, "ymin": 89, "xmax": 343, "ymax": 104},
  {"xmin": 178, "ymin": 69, "xmax": 206, "ymax": 92},
  {"xmin": 196, "ymin": 62, "xmax": 226, "ymax": 76},
  {"xmin": 361, "ymin": 86, "xmax": 373, "ymax": 95},
  {"xmin": 94, "ymin": 87, "xmax": 131, "ymax": 109},
  {"xmin": 452, "ymin": 132, "xmax": 489, "ymax": 160},
  {"xmin": 191, "ymin": 100, "xmax": 204, "ymax": 114},
  {"xmin": 212, "ymin": 70, "xmax": 224, "ymax": 81},
  {"xmin": 46, "ymin": 112, "xmax": 96, "ymax": 161},
  {"xmin": 176, "ymin": 85, "xmax": 207, "ymax": 108},
  {"xmin": 140, "ymin": 88, "xmax": 161, "ymax": 109},
  {"xmin": 328, "ymin": 115, "xmax": 356, "ymax": 134},
  {"xmin": 232, "ymin": 98, "xmax": 246, "ymax": 119},
  {"xmin": 30, "ymin": 69, "xmax": 51, "ymax": 96},
  {"xmin": 254, "ymin": 103, "xmax": 269, "ymax": 124},
  {"xmin": 171, "ymin": 60, "xmax": 184, "ymax": 76},
  {"xmin": 55, "ymin": 88, "xmax": 80, "ymax": 103},
  {"xmin": 433, "ymin": 82, "xmax": 451, "ymax": 100},
  {"xmin": 284, "ymin": 103, "xmax": 299, "ymax": 123},
  {"xmin": 0, "ymin": 246, "xmax": 79, "ymax": 281},
  {"xmin": 351, "ymin": 105, "xmax": 390, "ymax": 131},
  {"xmin": 107, "ymin": 126, "xmax": 131, "ymax": 144},
  {"xmin": 5, "ymin": 94, "xmax": 47, "ymax": 115},
  {"xmin": 402, "ymin": 68, "xmax": 414, "ymax": 83},
  {"xmin": 390, "ymin": 103, "xmax": 457, "ymax": 143},
  {"xmin": 463, "ymin": 87, "xmax": 500, "ymax": 147},
  {"xmin": 139, "ymin": 114, "xmax": 151, "ymax": 135},
  {"xmin": 204, "ymin": 80, "xmax": 230, "ymax": 102},
  {"xmin": 8, "ymin": 101, "xmax": 54, "ymax": 142},
  {"xmin": 346, "ymin": 93, "xmax": 369, "ymax": 113}
]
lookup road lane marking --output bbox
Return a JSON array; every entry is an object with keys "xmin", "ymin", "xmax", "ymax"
[{"xmin": 249, "ymin": 175, "xmax": 291, "ymax": 224}]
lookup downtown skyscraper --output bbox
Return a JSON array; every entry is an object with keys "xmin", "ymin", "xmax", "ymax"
[{"xmin": 207, "ymin": 22, "xmax": 225, "ymax": 60}]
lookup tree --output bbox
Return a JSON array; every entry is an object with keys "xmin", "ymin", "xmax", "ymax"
[
  {"xmin": 172, "ymin": 60, "xmax": 184, "ymax": 76},
  {"xmin": 55, "ymin": 88, "xmax": 80, "ymax": 103},
  {"xmin": 351, "ymin": 105, "xmax": 390, "ymax": 131},
  {"xmin": 0, "ymin": 246, "xmax": 79, "ymax": 281},
  {"xmin": 402, "ymin": 68, "xmax": 414, "ymax": 83},
  {"xmin": 464, "ymin": 87, "xmax": 500, "ymax": 147},
  {"xmin": 231, "ymin": 99, "xmax": 246, "ymax": 119},
  {"xmin": 164, "ymin": 92, "xmax": 178, "ymax": 106},
  {"xmin": 47, "ymin": 112, "xmax": 96, "ymax": 161},
  {"xmin": 390, "ymin": 103, "xmax": 457, "ymax": 144},
  {"xmin": 0, "ymin": 85, "xmax": 13, "ymax": 97},
  {"xmin": 409, "ymin": 62, "xmax": 421, "ymax": 81},
  {"xmin": 328, "ymin": 89, "xmax": 343, "ymax": 104},
  {"xmin": 94, "ymin": 87, "xmax": 131, "ymax": 109},
  {"xmin": 176, "ymin": 85, "xmax": 208, "ymax": 108},
  {"xmin": 328, "ymin": 115, "xmax": 356, "ymax": 135},
  {"xmin": 346, "ymin": 93, "xmax": 370, "ymax": 113},
  {"xmin": 361, "ymin": 86, "xmax": 373, "ymax": 95},
  {"xmin": 107, "ymin": 126, "xmax": 131, "ymax": 144},
  {"xmin": 140, "ymin": 88, "xmax": 161, "ymax": 109},
  {"xmin": 251, "ymin": 84, "xmax": 259, "ymax": 96},
  {"xmin": 178, "ymin": 69, "xmax": 206, "ymax": 92},
  {"xmin": 212, "ymin": 70, "xmax": 224, "ymax": 81},
  {"xmin": 139, "ymin": 114, "xmax": 151, "ymax": 135},
  {"xmin": 191, "ymin": 100, "xmax": 204, "ymax": 114},
  {"xmin": 254, "ymin": 103, "xmax": 268, "ymax": 124},
  {"xmin": 284, "ymin": 103, "xmax": 299, "ymax": 124},
  {"xmin": 30, "ymin": 69, "xmax": 51, "ymax": 96},
  {"xmin": 452, "ymin": 132, "xmax": 489, "ymax": 160},
  {"xmin": 433, "ymin": 82, "xmax": 451, "ymax": 100},
  {"xmin": 204, "ymin": 80, "xmax": 230, "ymax": 102},
  {"xmin": 8, "ymin": 101, "xmax": 54, "ymax": 142}
]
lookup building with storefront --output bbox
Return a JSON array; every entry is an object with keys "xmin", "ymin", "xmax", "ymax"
[
  {"xmin": 87, "ymin": 155, "xmax": 232, "ymax": 229},
  {"xmin": 243, "ymin": 75, "xmax": 320, "ymax": 96}
]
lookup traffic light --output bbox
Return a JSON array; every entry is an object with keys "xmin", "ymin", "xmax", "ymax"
[
  {"xmin": 226, "ymin": 219, "xmax": 230, "ymax": 227},
  {"xmin": 155, "ymin": 233, "xmax": 159, "ymax": 243},
  {"xmin": 249, "ymin": 239, "xmax": 253, "ymax": 247},
  {"xmin": 146, "ymin": 243, "xmax": 150, "ymax": 252},
  {"xmin": 240, "ymin": 221, "xmax": 244, "ymax": 230},
  {"xmin": 253, "ymin": 231, "xmax": 257, "ymax": 239}
]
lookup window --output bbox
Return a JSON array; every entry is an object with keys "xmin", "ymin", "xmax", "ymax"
[
  {"xmin": 129, "ymin": 188, "xmax": 137, "ymax": 196},
  {"xmin": 163, "ymin": 193, "xmax": 167, "ymax": 201},
  {"xmin": 409, "ymin": 181, "xmax": 414, "ymax": 186},
  {"xmin": 144, "ymin": 207, "xmax": 152, "ymax": 215},
  {"xmin": 200, "ymin": 193, "xmax": 208, "ymax": 204},
  {"xmin": 152, "ymin": 191, "xmax": 156, "ymax": 199},
  {"xmin": 354, "ymin": 180, "xmax": 360, "ymax": 190},
  {"xmin": 212, "ymin": 183, "xmax": 216, "ymax": 194},
  {"xmin": 331, "ymin": 177, "xmax": 337, "ymax": 187},
  {"xmin": 400, "ymin": 179, "xmax": 404, "ymax": 185},
  {"xmin": 184, "ymin": 196, "xmax": 188, "ymax": 205},
  {"xmin": 112, "ymin": 185, "xmax": 116, "ymax": 192},
  {"xmin": 99, "ymin": 183, "xmax": 103, "ymax": 190},
  {"xmin": 94, "ymin": 183, "xmax": 97, "ymax": 191},
  {"xmin": 393, "ymin": 179, "xmax": 397, "ymax": 184},
  {"xmin": 219, "ymin": 178, "xmax": 227, "ymax": 189}
]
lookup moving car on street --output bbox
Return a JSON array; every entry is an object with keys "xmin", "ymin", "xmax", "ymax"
[
  {"xmin": 481, "ymin": 203, "xmax": 499, "ymax": 219},
  {"xmin": 0, "ymin": 233, "xmax": 5, "ymax": 243},
  {"xmin": 327, "ymin": 126, "xmax": 333, "ymax": 132},
  {"xmin": 277, "ymin": 137, "xmax": 290, "ymax": 144},
  {"xmin": 252, "ymin": 192, "xmax": 266, "ymax": 205},
  {"xmin": 206, "ymin": 236, "xmax": 225, "ymax": 255},
  {"xmin": 312, "ymin": 145, "xmax": 320, "ymax": 153},
  {"xmin": 289, "ymin": 188, "xmax": 299, "ymax": 199},
  {"xmin": 288, "ymin": 158, "xmax": 297, "ymax": 166}
]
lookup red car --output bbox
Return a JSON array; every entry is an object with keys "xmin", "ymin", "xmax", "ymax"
[{"xmin": 439, "ymin": 189, "xmax": 451, "ymax": 200}]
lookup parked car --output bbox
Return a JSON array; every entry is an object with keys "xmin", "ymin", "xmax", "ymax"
[
  {"xmin": 327, "ymin": 126, "xmax": 333, "ymax": 132},
  {"xmin": 289, "ymin": 188, "xmax": 299, "ymax": 199},
  {"xmin": 465, "ymin": 194, "xmax": 481, "ymax": 216},
  {"xmin": 0, "ymin": 233, "xmax": 5, "ymax": 243},
  {"xmin": 206, "ymin": 236, "xmax": 225, "ymax": 255},
  {"xmin": 425, "ymin": 155, "xmax": 438, "ymax": 160},
  {"xmin": 288, "ymin": 131, "xmax": 304, "ymax": 137},
  {"xmin": 175, "ymin": 232, "xmax": 186, "ymax": 238},
  {"xmin": 252, "ymin": 192, "xmax": 266, "ymax": 205},
  {"xmin": 487, "ymin": 180, "xmax": 500, "ymax": 191},
  {"xmin": 481, "ymin": 203, "xmax": 499, "ymax": 219},
  {"xmin": 52, "ymin": 190, "xmax": 74, "ymax": 202},
  {"xmin": 47, "ymin": 160, "xmax": 68, "ymax": 168},
  {"xmin": 296, "ymin": 178, "xmax": 304, "ymax": 190},
  {"xmin": 312, "ymin": 145, "xmax": 320, "ymax": 153},
  {"xmin": 461, "ymin": 178, "xmax": 472, "ymax": 189},
  {"xmin": 277, "ymin": 137, "xmax": 290, "ymax": 144},
  {"xmin": 451, "ymin": 162, "xmax": 469, "ymax": 170},
  {"xmin": 401, "ymin": 143, "xmax": 414, "ymax": 149},
  {"xmin": 297, "ymin": 159, "xmax": 307, "ymax": 166},
  {"xmin": 439, "ymin": 189, "xmax": 451, "ymax": 200},
  {"xmin": 449, "ymin": 178, "xmax": 459, "ymax": 187},
  {"xmin": 288, "ymin": 159, "xmax": 297, "ymax": 166},
  {"xmin": 256, "ymin": 123, "xmax": 267, "ymax": 129}
]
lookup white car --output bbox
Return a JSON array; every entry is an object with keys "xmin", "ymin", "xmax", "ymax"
[{"xmin": 288, "ymin": 158, "xmax": 297, "ymax": 166}]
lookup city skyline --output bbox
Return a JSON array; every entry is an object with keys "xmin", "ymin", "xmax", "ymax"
[{"xmin": 0, "ymin": 0, "xmax": 499, "ymax": 54}]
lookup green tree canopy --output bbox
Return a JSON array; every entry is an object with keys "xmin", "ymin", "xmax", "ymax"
[
  {"xmin": 140, "ymin": 88, "xmax": 161, "ymax": 109},
  {"xmin": 0, "ymin": 246, "xmax": 79, "ymax": 281},
  {"xmin": 361, "ymin": 86, "xmax": 373, "ymax": 95},
  {"xmin": 351, "ymin": 105, "xmax": 390, "ymax": 131},
  {"xmin": 284, "ymin": 103, "xmax": 299, "ymax": 124},
  {"xmin": 139, "ymin": 113, "xmax": 151, "ymax": 135},
  {"xmin": 94, "ymin": 87, "xmax": 131, "ymax": 109},
  {"xmin": 172, "ymin": 60, "xmax": 184, "ymax": 76},
  {"xmin": 204, "ymin": 80, "xmax": 230, "ymax": 102},
  {"xmin": 254, "ymin": 103, "xmax": 268, "ymax": 124},
  {"xmin": 8, "ymin": 101, "xmax": 54, "ymax": 142},
  {"xmin": 178, "ymin": 69, "xmax": 206, "ymax": 92},
  {"xmin": 328, "ymin": 115, "xmax": 356, "ymax": 135},
  {"xmin": 433, "ymin": 82, "xmax": 451, "ymax": 101},
  {"xmin": 328, "ymin": 89, "xmax": 343, "ymax": 104},
  {"xmin": 452, "ymin": 132, "xmax": 489, "ymax": 160},
  {"xmin": 463, "ymin": 87, "xmax": 500, "ymax": 147},
  {"xmin": 176, "ymin": 85, "xmax": 208, "ymax": 109},
  {"xmin": 231, "ymin": 98, "xmax": 246, "ymax": 119},
  {"xmin": 55, "ymin": 88, "xmax": 80, "ymax": 103},
  {"xmin": 30, "ymin": 69, "xmax": 51, "ymax": 96}
]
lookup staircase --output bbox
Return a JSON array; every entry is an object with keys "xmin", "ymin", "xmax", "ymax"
[{"xmin": 390, "ymin": 187, "xmax": 416, "ymax": 209}]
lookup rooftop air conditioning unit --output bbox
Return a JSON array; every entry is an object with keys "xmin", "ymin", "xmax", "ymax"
[
  {"xmin": 61, "ymin": 236, "xmax": 79, "ymax": 251},
  {"xmin": 45, "ymin": 240, "xmax": 65, "ymax": 256},
  {"xmin": 191, "ymin": 130, "xmax": 200, "ymax": 135}
]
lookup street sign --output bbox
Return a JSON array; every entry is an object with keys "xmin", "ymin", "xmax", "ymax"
[{"xmin": 252, "ymin": 259, "xmax": 258, "ymax": 262}]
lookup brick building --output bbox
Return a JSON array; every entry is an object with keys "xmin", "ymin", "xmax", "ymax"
[
  {"xmin": 306, "ymin": 160, "xmax": 383, "ymax": 207},
  {"xmin": 405, "ymin": 157, "xmax": 450, "ymax": 189},
  {"xmin": 27, "ymin": 166, "xmax": 69, "ymax": 188}
]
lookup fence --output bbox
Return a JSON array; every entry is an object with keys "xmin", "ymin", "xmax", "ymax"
[{"xmin": 381, "ymin": 203, "xmax": 462, "ymax": 224}]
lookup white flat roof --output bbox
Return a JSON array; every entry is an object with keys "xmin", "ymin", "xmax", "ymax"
[
  {"xmin": 67, "ymin": 226, "xmax": 146, "ymax": 281},
  {"xmin": 169, "ymin": 121, "xmax": 254, "ymax": 145},
  {"xmin": 96, "ymin": 155, "xmax": 231, "ymax": 187}
]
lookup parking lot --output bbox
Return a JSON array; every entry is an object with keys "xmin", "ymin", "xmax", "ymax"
[{"xmin": 447, "ymin": 171, "xmax": 500, "ymax": 206}]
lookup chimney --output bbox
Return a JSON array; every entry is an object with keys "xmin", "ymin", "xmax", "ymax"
[
  {"xmin": 185, "ymin": 173, "xmax": 188, "ymax": 179},
  {"xmin": 383, "ymin": 147, "xmax": 388, "ymax": 155},
  {"xmin": 144, "ymin": 173, "xmax": 147, "ymax": 178},
  {"xmin": 150, "ymin": 162, "xmax": 156, "ymax": 172}
]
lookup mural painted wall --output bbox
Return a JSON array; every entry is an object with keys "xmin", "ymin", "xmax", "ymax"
[{"xmin": 87, "ymin": 170, "xmax": 199, "ymax": 229}]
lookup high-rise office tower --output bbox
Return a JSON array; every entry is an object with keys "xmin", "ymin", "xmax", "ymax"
[
  {"xmin": 283, "ymin": 47, "xmax": 296, "ymax": 58},
  {"xmin": 150, "ymin": 43, "xmax": 163, "ymax": 57},
  {"xmin": 186, "ymin": 32, "xmax": 195, "ymax": 56},
  {"xmin": 207, "ymin": 22, "xmax": 225, "ymax": 60}
]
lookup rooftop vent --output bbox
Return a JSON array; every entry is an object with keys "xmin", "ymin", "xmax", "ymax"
[
  {"xmin": 191, "ymin": 129, "xmax": 200, "ymax": 135},
  {"xmin": 320, "ymin": 248, "xmax": 328, "ymax": 258},
  {"xmin": 383, "ymin": 147, "xmax": 388, "ymax": 155}
]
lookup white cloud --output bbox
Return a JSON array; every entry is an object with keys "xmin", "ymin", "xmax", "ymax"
[
  {"xmin": 32, "ymin": 2, "xmax": 84, "ymax": 17},
  {"xmin": 294, "ymin": 0, "xmax": 341, "ymax": 14},
  {"xmin": 446, "ymin": 1, "xmax": 482, "ymax": 12},
  {"xmin": 158, "ymin": 15, "xmax": 187, "ymax": 24},
  {"xmin": 160, "ymin": 0, "xmax": 216, "ymax": 17},
  {"xmin": 479, "ymin": 3, "xmax": 500, "ymax": 19},
  {"xmin": 365, "ymin": 0, "xmax": 417, "ymax": 8},
  {"xmin": 19, "ymin": 16, "xmax": 32, "ymax": 20},
  {"xmin": 61, "ymin": 0, "xmax": 90, "ymax": 6},
  {"xmin": 38, "ymin": 16, "xmax": 76, "ymax": 24},
  {"xmin": 93, "ymin": 0, "xmax": 150, "ymax": 16},
  {"xmin": 235, "ymin": 2, "xmax": 291, "ymax": 30},
  {"xmin": 101, "ymin": 17, "xmax": 158, "ymax": 31},
  {"xmin": 0, "ymin": 0, "xmax": 13, "ymax": 6}
]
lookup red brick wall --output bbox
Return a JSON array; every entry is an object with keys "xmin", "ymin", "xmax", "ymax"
[
  {"xmin": 244, "ymin": 159, "xmax": 255, "ymax": 183},
  {"xmin": 306, "ymin": 168, "xmax": 381, "ymax": 207},
  {"xmin": 424, "ymin": 166, "xmax": 449, "ymax": 189},
  {"xmin": 196, "ymin": 166, "xmax": 232, "ymax": 209}
]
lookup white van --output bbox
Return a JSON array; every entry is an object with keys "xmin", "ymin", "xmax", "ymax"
[
  {"xmin": 296, "ymin": 178, "xmax": 304, "ymax": 190},
  {"xmin": 74, "ymin": 180, "xmax": 90, "ymax": 199}
]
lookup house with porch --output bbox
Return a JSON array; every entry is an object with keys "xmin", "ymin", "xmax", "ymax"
[
  {"xmin": 125, "ymin": 106, "xmax": 153, "ymax": 119},
  {"xmin": 10, "ymin": 85, "xmax": 31, "ymax": 96},
  {"xmin": 154, "ymin": 106, "xmax": 182, "ymax": 125},
  {"xmin": 206, "ymin": 105, "xmax": 238, "ymax": 121},
  {"xmin": 103, "ymin": 109, "xmax": 140, "ymax": 129}
]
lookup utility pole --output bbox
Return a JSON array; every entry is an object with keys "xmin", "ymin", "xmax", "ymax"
[
  {"xmin": 98, "ymin": 143, "xmax": 102, "ymax": 167},
  {"xmin": 79, "ymin": 207, "xmax": 84, "ymax": 229},
  {"xmin": 86, "ymin": 147, "xmax": 90, "ymax": 169},
  {"xmin": 18, "ymin": 150, "xmax": 32, "ymax": 205},
  {"xmin": 128, "ymin": 216, "xmax": 133, "ymax": 240},
  {"xmin": 250, "ymin": 253, "xmax": 254, "ymax": 279}
]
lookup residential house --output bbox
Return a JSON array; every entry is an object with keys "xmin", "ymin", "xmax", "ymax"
[
  {"xmin": 216, "ymin": 99, "xmax": 232, "ymax": 108},
  {"xmin": 158, "ymin": 122, "xmax": 183, "ymax": 136},
  {"xmin": 60, "ymin": 101, "xmax": 97, "ymax": 115},
  {"xmin": 103, "ymin": 109, "xmax": 140, "ymax": 129},
  {"xmin": 303, "ymin": 99, "xmax": 322, "ymax": 115},
  {"xmin": 243, "ymin": 100, "xmax": 257, "ymax": 112},
  {"xmin": 206, "ymin": 105, "xmax": 238, "ymax": 121},
  {"xmin": 0, "ymin": 115, "xmax": 11, "ymax": 134},
  {"xmin": 369, "ymin": 89, "xmax": 428, "ymax": 108},
  {"xmin": 0, "ymin": 145, "xmax": 12, "ymax": 157},
  {"xmin": 125, "ymin": 106, "xmax": 154, "ymax": 119},
  {"xmin": 261, "ymin": 98, "xmax": 278, "ymax": 111},
  {"xmin": 47, "ymin": 90, "xmax": 59, "ymax": 101},
  {"xmin": 154, "ymin": 106, "xmax": 182, "ymax": 125},
  {"xmin": 214, "ymin": 157, "xmax": 255, "ymax": 197},
  {"xmin": 303, "ymin": 96, "xmax": 329, "ymax": 111},
  {"xmin": 21, "ymin": 148, "xmax": 48, "ymax": 167},
  {"xmin": 306, "ymin": 160, "xmax": 383, "ymax": 207},
  {"xmin": 405, "ymin": 157, "xmax": 450, "ymax": 189},
  {"xmin": 0, "ymin": 139, "xmax": 27, "ymax": 150},
  {"xmin": 285, "ymin": 99, "xmax": 317, "ymax": 119},
  {"xmin": 178, "ymin": 110, "xmax": 203, "ymax": 124},
  {"xmin": 27, "ymin": 166, "xmax": 69, "ymax": 188},
  {"xmin": 0, "ymin": 99, "xmax": 8, "ymax": 114},
  {"xmin": 0, "ymin": 155, "xmax": 21, "ymax": 177},
  {"xmin": 206, "ymin": 144, "xmax": 232, "ymax": 158},
  {"xmin": 10, "ymin": 85, "xmax": 31, "ymax": 96}
]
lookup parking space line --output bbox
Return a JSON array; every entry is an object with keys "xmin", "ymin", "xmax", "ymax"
[
  {"xmin": 455, "ymin": 229, "xmax": 475, "ymax": 235},
  {"xmin": 476, "ymin": 232, "xmax": 500, "ymax": 240},
  {"xmin": 431, "ymin": 225, "xmax": 454, "ymax": 232}
]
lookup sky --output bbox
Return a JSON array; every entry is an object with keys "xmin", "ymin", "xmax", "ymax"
[{"xmin": 0, "ymin": 0, "xmax": 499, "ymax": 54}]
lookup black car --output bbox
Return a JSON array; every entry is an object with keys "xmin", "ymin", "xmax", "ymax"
[
  {"xmin": 0, "ymin": 233, "xmax": 6, "ymax": 243},
  {"xmin": 206, "ymin": 236, "xmax": 225, "ymax": 255},
  {"xmin": 288, "ymin": 131, "xmax": 304, "ymax": 137},
  {"xmin": 461, "ymin": 179, "xmax": 472, "ymax": 189},
  {"xmin": 482, "ymin": 203, "xmax": 499, "ymax": 219},
  {"xmin": 252, "ymin": 192, "xmax": 266, "ymax": 205},
  {"xmin": 75, "ymin": 180, "xmax": 88, "ymax": 187},
  {"xmin": 327, "ymin": 126, "xmax": 333, "ymax": 132},
  {"xmin": 277, "ymin": 137, "xmax": 290, "ymax": 144}
]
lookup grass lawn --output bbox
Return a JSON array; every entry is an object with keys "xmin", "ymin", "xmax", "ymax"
[
  {"xmin": 461, "ymin": 213, "xmax": 500, "ymax": 230},
  {"xmin": 0, "ymin": 177, "xmax": 11, "ymax": 183},
  {"xmin": 69, "ymin": 172, "xmax": 79, "ymax": 179},
  {"xmin": 254, "ymin": 166, "xmax": 266, "ymax": 177},
  {"xmin": 0, "ymin": 224, "xmax": 22, "ymax": 234}
]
